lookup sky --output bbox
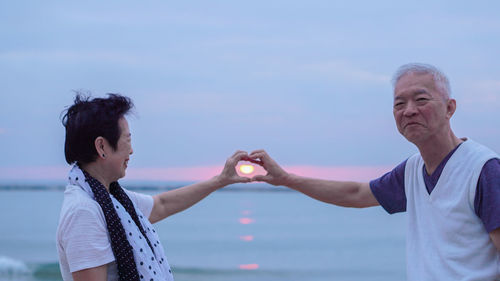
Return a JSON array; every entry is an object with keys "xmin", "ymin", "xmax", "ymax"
[{"xmin": 1, "ymin": 1, "xmax": 499, "ymax": 182}]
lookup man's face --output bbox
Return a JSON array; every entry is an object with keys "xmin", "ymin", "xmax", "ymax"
[{"xmin": 393, "ymin": 72, "xmax": 454, "ymax": 145}]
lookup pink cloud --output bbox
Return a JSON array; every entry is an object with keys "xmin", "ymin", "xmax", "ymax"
[
  {"xmin": 0, "ymin": 165, "xmax": 393, "ymax": 182},
  {"xmin": 125, "ymin": 165, "xmax": 392, "ymax": 182},
  {"xmin": 126, "ymin": 166, "xmax": 223, "ymax": 181}
]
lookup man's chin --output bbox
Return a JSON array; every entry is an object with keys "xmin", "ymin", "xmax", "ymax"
[{"xmin": 403, "ymin": 133, "xmax": 425, "ymax": 146}]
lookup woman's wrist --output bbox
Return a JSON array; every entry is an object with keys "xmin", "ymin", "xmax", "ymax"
[{"xmin": 210, "ymin": 175, "xmax": 227, "ymax": 190}]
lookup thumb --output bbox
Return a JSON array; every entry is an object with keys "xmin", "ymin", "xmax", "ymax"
[
  {"xmin": 251, "ymin": 174, "xmax": 272, "ymax": 182},
  {"xmin": 235, "ymin": 176, "xmax": 252, "ymax": 183}
]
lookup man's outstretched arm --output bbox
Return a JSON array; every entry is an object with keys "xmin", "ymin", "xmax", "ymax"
[
  {"xmin": 249, "ymin": 150, "xmax": 379, "ymax": 208},
  {"xmin": 490, "ymin": 228, "xmax": 500, "ymax": 251}
]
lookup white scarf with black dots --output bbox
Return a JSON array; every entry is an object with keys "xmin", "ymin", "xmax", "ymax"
[{"xmin": 68, "ymin": 164, "xmax": 174, "ymax": 281}]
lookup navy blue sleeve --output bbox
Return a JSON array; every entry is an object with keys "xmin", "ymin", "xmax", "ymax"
[
  {"xmin": 474, "ymin": 158, "xmax": 500, "ymax": 233},
  {"xmin": 369, "ymin": 160, "xmax": 407, "ymax": 214}
]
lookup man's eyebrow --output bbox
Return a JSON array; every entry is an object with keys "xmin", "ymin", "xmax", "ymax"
[{"xmin": 394, "ymin": 89, "xmax": 430, "ymax": 100}]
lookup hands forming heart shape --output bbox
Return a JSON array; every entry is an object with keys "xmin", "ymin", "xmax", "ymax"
[{"xmin": 216, "ymin": 150, "xmax": 290, "ymax": 187}]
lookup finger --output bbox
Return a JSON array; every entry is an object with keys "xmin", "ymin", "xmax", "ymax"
[
  {"xmin": 249, "ymin": 152, "xmax": 268, "ymax": 162},
  {"xmin": 249, "ymin": 151, "xmax": 264, "ymax": 158},
  {"xmin": 227, "ymin": 151, "xmax": 249, "ymax": 165},
  {"xmin": 235, "ymin": 176, "xmax": 252, "ymax": 183},
  {"xmin": 247, "ymin": 159, "xmax": 264, "ymax": 166},
  {"xmin": 231, "ymin": 150, "xmax": 248, "ymax": 158},
  {"xmin": 249, "ymin": 149, "xmax": 265, "ymax": 156},
  {"xmin": 232, "ymin": 151, "xmax": 252, "ymax": 163},
  {"xmin": 251, "ymin": 174, "xmax": 272, "ymax": 182},
  {"xmin": 239, "ymin": 155, "xmax": 264, "ymax": 166}
]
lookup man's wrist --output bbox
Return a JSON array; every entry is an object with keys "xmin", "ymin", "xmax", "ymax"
[
  {"xmin": 279, "ymin": 172, "xmax": 296, "ymax": 187},
  {"xmin": 283, "ymin": 173, "xmax": 301, "ymax": 189}
]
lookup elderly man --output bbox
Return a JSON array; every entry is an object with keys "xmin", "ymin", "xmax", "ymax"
[{"xmin": 250, "ymin": 63, "xmax": 500, "ymax": 280}]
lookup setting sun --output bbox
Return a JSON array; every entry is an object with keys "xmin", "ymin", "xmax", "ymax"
[{"xmin": 239, "ymin": 164, "xmax": 254, "ymax": 174}]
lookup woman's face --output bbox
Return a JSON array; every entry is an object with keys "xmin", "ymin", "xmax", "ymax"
[{"xmin": 106, "ymin": 117, "xmax": 133, "ymax": 181}]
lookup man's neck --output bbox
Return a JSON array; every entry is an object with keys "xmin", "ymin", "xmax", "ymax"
[{"xmin": 416, "ymin": 133, "xmax": 463, "ymax": 175}]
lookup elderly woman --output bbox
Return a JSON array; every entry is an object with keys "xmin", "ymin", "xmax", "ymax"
[{"xmin": 57, "ymin": 94, "xmax": 251, "ymax": 281}]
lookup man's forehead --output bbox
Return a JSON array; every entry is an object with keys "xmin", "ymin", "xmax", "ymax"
[
  {"xmin": 396, "ymin": 72, "xmax": 434, "ymax": 86},
  {"xmin": 395, "ymin": 73, "xmax": 436, "ymax": 94}
]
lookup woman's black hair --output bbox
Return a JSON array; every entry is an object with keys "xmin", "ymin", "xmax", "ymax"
[{"xmin": 61, "ymin": 93, "xmax": 134, "ymax": 165}]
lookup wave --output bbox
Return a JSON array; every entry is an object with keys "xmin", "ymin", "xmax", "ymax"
[
  {"xmin": 0, "ymin": 257, "xmax": 61, "ymax": 281},
  {"xmin": 0, "ymin": 256, "xmax": 30, "ymax": 276}
]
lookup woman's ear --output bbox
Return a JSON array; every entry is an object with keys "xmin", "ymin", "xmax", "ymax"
[{"xmin": 95, "ymin": 137, "xmax": 107, "ymax": 159}]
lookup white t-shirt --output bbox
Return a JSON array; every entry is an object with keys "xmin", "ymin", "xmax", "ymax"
[{"xmin": 56, "ymin": 184, "xmax": 154, "ymax": 281}]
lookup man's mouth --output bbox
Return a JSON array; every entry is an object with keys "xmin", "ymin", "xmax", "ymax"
[{"xmin": 404, "ymin": 122, "xmax": 421, "ymax": 129}]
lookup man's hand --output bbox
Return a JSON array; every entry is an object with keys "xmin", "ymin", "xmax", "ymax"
[
  {"xmin": 248, "ymin": 149, "xmax": 290, "ymax": 186},
  {"xmin": 214, "ymin": 150, "xmax": 253, "ymax": 187}
]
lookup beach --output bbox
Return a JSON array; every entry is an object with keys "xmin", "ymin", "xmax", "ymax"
[{"xmin": 0, "ymin": 185, "xmax": 406, "ymax": 281}]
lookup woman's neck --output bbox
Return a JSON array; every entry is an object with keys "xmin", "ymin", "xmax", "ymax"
[{"xmin": 80, "ymin": 162, "xmax": 111, "ymax": 192}]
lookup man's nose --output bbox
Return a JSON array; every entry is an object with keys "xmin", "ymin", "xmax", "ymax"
[{"xmin": 403, "ymin": 103, "xmax": 418, "ymax": 117}]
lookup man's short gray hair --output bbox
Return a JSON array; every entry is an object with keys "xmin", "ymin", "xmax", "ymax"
[{"xmin": 392, "ymin": 63, "xmax": 451, "ymax": 98}]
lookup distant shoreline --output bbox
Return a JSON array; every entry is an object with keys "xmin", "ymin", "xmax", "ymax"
[{"xmin": 0, "ymin": 183, "xmax": 292, "ymax": 192}]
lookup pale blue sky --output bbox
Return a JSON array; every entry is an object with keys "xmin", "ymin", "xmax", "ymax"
[{"xmin": 1, "ymin": 1, "xmax": 499, "ymax": 180}]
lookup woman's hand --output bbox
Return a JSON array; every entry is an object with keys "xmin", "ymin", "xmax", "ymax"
[{"xmin": 214, "ymin": 150, "xmax": 253, "ymax": 187}]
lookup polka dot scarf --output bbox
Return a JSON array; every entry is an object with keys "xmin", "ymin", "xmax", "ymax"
[{"xmin": 68, "ymin": 164, "xmax": 174, "ymax": 281}]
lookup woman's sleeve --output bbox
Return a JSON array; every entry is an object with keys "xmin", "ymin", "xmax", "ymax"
[
  {"xmin": 59, "ymin": 204, "xmax": 115, "ymax": 273},
  {"xmin": 125, "ymin": 190, "xmax": 154, "ymax": 219}
]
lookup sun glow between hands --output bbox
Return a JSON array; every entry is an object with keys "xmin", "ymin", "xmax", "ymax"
[{"xmin": 239, "ymin": 164, "xmax": 254, "ymax": 174}]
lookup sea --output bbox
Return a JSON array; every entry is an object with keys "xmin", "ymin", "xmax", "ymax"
[{"xmin": 0, "ymin": 183, "xmax": 407, "ymax": 281}]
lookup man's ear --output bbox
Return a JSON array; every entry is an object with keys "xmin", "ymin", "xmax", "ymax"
[
  {"xmin": 94, "ymin": 137, "xmax": 107, "ymax": 159},
  {"xmin": 446, "ymin": 99, "xmax": 457, "ymax": 119}
]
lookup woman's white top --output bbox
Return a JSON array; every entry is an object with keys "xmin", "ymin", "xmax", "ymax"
[{"xmin": 57, "ymin": 184, "xmax": 168, "ymax": 280}]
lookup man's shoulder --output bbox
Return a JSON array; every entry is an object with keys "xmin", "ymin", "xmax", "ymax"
[
  {"xmin": 460, "ymin": 139, "xmax": 499, "ymax": 159},
  {"xmin": 480, "ymin": 158, "xmax": 500, "ymax": 179}
]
